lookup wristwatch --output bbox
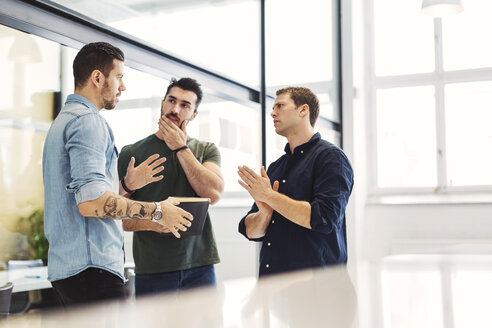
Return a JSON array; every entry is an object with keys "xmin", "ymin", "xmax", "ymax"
[{"xmin": 151, "ymin": 202, "xmax": 162, "ymax": 222}]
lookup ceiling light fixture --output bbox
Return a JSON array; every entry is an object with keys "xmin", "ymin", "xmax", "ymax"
[{"xmin": 422, "ymin": 0, "xmax": 464, "ymax": 17}]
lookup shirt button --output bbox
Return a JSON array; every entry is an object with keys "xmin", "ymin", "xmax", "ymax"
[
  {"xmin": 266, "ymin": 264, "xmax": 270, "ymax": 268},
  {"xmin": 267, "ymin": 242, "xmax": 271, "ymax": 246},
  {"xmin": 301, "ymin": 150, "xmax": 304, "ymax": 154},
  {"xmin": 272, "ymin": 220, "xmax": 275, "ymax": 224},
  {"xmin": 282, "ymin": 179, "xmax": 286, "ymax": 183}
]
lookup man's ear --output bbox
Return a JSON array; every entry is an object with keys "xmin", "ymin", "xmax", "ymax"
[
  {"xmin": 299, "ymin": 104, "xmax": 310, "ymax": 118},
  {"xmin": 189, "ymin": 110, "xmax": 199, "ymax": 121},
  {"xmin": 91, "ymin": 70, "xmax": 104, "ymax": 88}
]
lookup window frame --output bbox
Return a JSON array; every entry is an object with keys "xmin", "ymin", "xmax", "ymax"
[
  {"xmin": 366, "ymin": 0, "xmax": 492, "ymax": 199},
  {"xmin": 1, "ymin": 0, "xmax": 344, "ymax": 203}
]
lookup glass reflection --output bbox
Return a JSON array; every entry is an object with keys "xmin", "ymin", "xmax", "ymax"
[
  {"xmin": 51, "ymin": 0, "xmax": 260, "ymax": 87},
  {"xmin": 0, "ymin": 26, "xmax": 60, "ymax": 266}
]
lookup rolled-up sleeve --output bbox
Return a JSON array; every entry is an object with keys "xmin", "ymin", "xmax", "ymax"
[
  {"xmin": 309, "ymin": 149, "xmax": 354, "ymax": 234},
  {"xmin": 238, "ymin": 203, "xmax": 264, "ymax": 242},
  {"xmin": 203, "ymin": 142, "xmax": 221, "ymax": 167},
  {"xmin": 64, "ymin": 114, "xmax": 109, "ymax": 204}
]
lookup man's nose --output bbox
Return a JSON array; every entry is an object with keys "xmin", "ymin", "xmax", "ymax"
[{"xmin": 171, "ymin": 104, "xmax": 179, "ymax": 113}]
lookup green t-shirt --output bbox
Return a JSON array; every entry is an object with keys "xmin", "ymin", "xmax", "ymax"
[{"xmin": 118, "ymin": 134, "xmax": 221, "ymax": 274}]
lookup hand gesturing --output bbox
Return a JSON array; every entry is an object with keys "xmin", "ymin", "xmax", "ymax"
[
  {"xmin": 238, "ymin": 165, "xmax": 279, "ymax": 214},
  {"xmin": 124, "ymin": 154, "xmax": 166, "ymax": 191}
]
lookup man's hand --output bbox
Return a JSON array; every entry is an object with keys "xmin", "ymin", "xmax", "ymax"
[
  {"xmin": 124, "ymin": 154, "xmax": 166, "ymax": 191},
  {"xmin": 238, "ymin": 166, "xmax": 278, "ymax": 205},
  {"xmin": 158, "ymin": 197, "xmax": 193, "ymax": 238},
  {"xmin": 158, "ymin": 116, "xmax": 188, "ymax": 150},
  {"xmin": 255, "ymin": 180, "xmax": 279, "ymax": 216},
  {"xmin": 151, "ymin": 222, "xmax": 171, "ymax": 234}
]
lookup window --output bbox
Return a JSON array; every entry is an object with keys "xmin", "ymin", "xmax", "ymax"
[
  {"xmin": 51, "ymin": 0, "xmax": 260, "ymax": 87},
  {"xmin": 100, "ymin": 68, "xmax": 261, "ymax": 194},
  {"xmin": 265, "ymin": 0, "xmax": 341, "ymax": 164},
  {"xmin": 0, "ymin": 25, "xmax": 61, "ymax": 262},
  {"xmin": 370, "ymin": 0, "xmax": 492, "ymax": 194}
]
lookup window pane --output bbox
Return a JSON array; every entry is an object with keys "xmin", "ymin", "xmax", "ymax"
[
  {"xmin": 0, "ymin": 26, "xmax": 61, "ymax": 262},
  {"xmin": 100, "ymin": 67, "xmax": 166, "ymax": 152},
  {"xmin": 376, "ymin": 86, "xmax": 437, "ymax": 187},
  {"xmin": 453, "ymin": 269, "xmax": 492, "ymax": 328},
  {"xmin": 445, "ymin": 82, "xmax": 492, "ymax": 186},
  {"xmin": 374, "ymin": 0, "xmax": 434, "ymax": 76},
  {"xmin": 102, "ymin": 68, "xmax": 261, "ymax": 194},
  {"xmin": 266, "ymin": 0, "xmax": 332, "ymax": 86},
  {"xmin": 442, "ymin": 0, "xmax": 492, "ymax": 71},
  {"xmin": 52, "ymin": 0, "xmax": 260, "ymax": 87},
  {"xmin": 204, "ymin": 100, "xmax": 260, "ymax": 193},
  {"xmin": 317, "ymin": 119, "xmax": 341, "ymax": 147},
  {"xmin": 266, "ymin": 0, "xmax": 337, "ymax": 122}
]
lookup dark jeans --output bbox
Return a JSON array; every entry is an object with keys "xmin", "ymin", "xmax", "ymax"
[
  {"xmin": 51, "ymin": 267, "xmax": 125, "ymax": 306},
  {"xmin": 135, "ymin": 264, "xmax": 216, "ymax": 297}
]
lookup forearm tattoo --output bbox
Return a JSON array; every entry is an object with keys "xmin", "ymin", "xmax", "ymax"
[{"xmin": 102, "ymin": 196, "xmax": 149, "ymax": 220}]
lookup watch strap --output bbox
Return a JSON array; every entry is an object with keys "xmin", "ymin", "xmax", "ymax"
[{"xmin": 174, "ymin": 145, "xmax": 188, "ymax": 153}]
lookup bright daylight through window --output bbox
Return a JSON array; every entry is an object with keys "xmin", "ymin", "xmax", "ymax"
[{"xmin": 372, "ymin": 0, "xmax": 492, "ymax": 193}]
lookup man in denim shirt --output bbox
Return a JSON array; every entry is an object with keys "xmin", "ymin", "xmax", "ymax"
[
  {"xmin": 43, "ymin": 42, "xmax": 192, "ymax": 305},
  {"xmin": 238, "ymin": 87, "xmax": 354, "ymax": 276}
]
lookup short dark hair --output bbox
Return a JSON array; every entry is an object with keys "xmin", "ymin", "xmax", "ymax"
[
  {"xmin": 276, "ymin": 87, "xmax": 320, "ymax": 127},
  {"xmin": 165, "ymin": 77, "xmax": 203, "ymax": 111},
  {"xmin": 73, "ymin": 42, "xmax": 124, "ymax": 89}
]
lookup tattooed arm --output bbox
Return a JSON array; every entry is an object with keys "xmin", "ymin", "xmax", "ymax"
[
  {"xmin": 78, "ymin": 191, "xmax": 194, "ymax": 238},
  {"xmin": 78, "ymin": 191, "xmax": 155, "ymax": 220}
]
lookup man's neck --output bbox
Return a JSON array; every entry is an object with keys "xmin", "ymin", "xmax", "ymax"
[
  {"xmin": 154, "ymin": 131, "xmax": 165, "ymax": 141},
  {"xmin": 75, "ymin": 89, "xmax": 102, "ymax": 111},
  {"xmin": 286, "ymin": 126, "xmax": 315, "ymax": 153}
]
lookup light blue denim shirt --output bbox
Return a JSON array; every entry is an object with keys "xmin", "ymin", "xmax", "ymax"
[{"xmin": 42, "ymin": 94, "xmax": 124, "ymax": 282}]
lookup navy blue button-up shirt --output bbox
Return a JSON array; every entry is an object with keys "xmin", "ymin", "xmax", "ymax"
[{"xmin": 239, "ymin": 133, "xmax": 354, "ymax": 276}]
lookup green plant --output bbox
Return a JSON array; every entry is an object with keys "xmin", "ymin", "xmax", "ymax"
[{"xmin": 20, "ymin": 209, "xmax": 49, "ymax": 261}]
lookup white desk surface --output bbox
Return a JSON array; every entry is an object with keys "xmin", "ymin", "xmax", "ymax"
[
  {"xmin": 0, "ymin": 263, "xmax": 135, "ymax": 294},
  {"xmin": 2, "ymin": 254, "xmax": 492, "ymax": 328},
  {"xmin": 0, "ymin": 267, "xmax": 50, "ymax": 293}
]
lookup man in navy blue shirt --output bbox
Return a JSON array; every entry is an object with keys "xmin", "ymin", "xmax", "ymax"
[{"xmin": 238, "ymin": 87, "xmax": 354, "ymax": 276}]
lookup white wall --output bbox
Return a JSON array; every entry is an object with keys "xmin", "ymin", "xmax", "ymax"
[
  {"xmin": 361, "ymin": 204, "xmax": 492, "ymax": 260},
  {"xmin": 209, "ymin": 205, "xmax": 259, "ymax": 282}
]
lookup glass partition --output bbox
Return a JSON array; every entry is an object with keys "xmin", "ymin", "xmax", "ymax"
[
  {"xmin": 0, "ymin": 22, "xmax": 261, "ymax": 265},
  {"xmin": 51, "ymin": 0, "xmax": 260, "ymax": 87},
  {"xmin": 0, "ymin": 26, "xmax": 61, "ymax": 266}
]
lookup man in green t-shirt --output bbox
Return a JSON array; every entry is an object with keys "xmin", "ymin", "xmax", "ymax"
[{"xmin": 118, "ymin": 77, "xmax": 224, "ymax": 296}]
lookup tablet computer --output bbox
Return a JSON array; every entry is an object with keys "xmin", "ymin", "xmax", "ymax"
[{"xmin": 172, "ymin": 197, "xmax": 210, "ymax": 237}]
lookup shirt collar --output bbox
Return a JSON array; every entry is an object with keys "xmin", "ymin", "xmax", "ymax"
[
  {"xmin": 284, "ymin": 132, "xmax": 321, "ymax": 155},
  {"xmin": 65, "ymin": 94, "xmax": 99, "ymax": 113}
]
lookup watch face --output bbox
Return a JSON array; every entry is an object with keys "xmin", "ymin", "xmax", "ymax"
[{"xmin": 152, "ymin": 203, "xmax": 162, "ymax": 221}]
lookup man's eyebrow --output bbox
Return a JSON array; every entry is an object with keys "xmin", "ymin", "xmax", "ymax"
[{"xmin": 168, "ymin": 95, "xmax": 192, "ymax": 106}]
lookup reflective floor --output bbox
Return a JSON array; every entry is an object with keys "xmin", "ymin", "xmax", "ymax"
[{"xmin": 2, "ymin": 254, "xmax": 492, "ymax": 328}]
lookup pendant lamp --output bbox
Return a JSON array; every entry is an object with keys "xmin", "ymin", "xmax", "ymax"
[{"xmin": 422, "ymin": 0, "xmax": 464, "ymax": 17}]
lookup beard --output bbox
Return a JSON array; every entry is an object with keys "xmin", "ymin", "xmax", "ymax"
[
  {"xmin": 103, "ymin": 100, "xmax": 116, "ymax": 110},
  {"xmin": 102, "ymin": 82, "xmax": 117, "ymax": 110}
]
